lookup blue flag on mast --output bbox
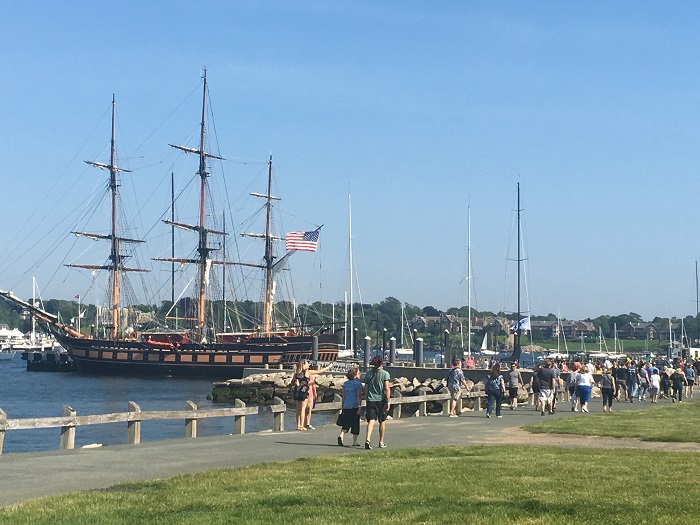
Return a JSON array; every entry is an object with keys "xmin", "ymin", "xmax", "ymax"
[{"xmin": 510, "ymin": 317, "xmax": 531, "ymax": 333}]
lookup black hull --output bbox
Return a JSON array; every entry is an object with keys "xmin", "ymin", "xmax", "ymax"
[{"xmin": 48, "ymin": 328, "xmax": 339, "ymax": 379}]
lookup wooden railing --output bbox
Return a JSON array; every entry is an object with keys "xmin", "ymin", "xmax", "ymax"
[{"xmin": 0, "ymin": 390, "xmax": 488, "ymax": 455}]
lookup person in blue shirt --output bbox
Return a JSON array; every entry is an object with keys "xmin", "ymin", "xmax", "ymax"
[
  {"xmin": 337, "ymin": 367, "xmax": 363, "ymax": 447},
  {"xmin": 447, "ymin": 357, "xmax": 468, "ymax": 416},
  {"xmin": 684, "ymin": 362, "xmax": 695, "ymax": 399}
]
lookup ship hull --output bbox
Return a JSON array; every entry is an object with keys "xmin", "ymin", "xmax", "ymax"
[{"xmin": 48, "ymin": 328, "xmax": 339, "ymax": 379}]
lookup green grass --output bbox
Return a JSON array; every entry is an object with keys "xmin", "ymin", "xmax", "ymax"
[
  {"xmin": 2, "ymin": 444, "xmax": 700, "ymax": 524},
  {"xmin": 523, "ymin": 400, "xmax": 700, "ymax": 442}
]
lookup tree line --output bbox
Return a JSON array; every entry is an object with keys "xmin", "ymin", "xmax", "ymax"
[{"xmin": 0, "ymin": 296, "xmax": 696, "ymax": 348}]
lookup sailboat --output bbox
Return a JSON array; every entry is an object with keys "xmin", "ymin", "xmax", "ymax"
[{"xmin": 0, "ymin": 73, "xmax": 339, "ymax": 378}]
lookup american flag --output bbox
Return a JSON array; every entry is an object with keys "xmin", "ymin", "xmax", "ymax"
[{"xmin": 285, "ymin": 230, "xmax": 320, "ymax": 252}]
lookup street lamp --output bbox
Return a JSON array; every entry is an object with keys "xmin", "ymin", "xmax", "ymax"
[
  {"xmin": 444, "ymin": 329, "xmax": 449, "ymax": 367},
  {"xmin": 382, "ymin": 328, "xmax": 387, "ymax": 355}
]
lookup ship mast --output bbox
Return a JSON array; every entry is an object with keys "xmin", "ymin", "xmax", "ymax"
[
  {"xmin": 263, "ymin": 156, "xmax": 275, "ymax": 334},
  {"xmin": 196, "ymin": 71, "xmax": 210, "ymax": 334},
  {"xmin": 241, "ymin": 155, "xmax": 283, "ymax": 336},
  {"xmin": 157, "ymin": 69, "xmax": 225, "ymax": 341},
  {"xmin": 67, "ymin": 95, "xmax": 146, "ymax": 340}
]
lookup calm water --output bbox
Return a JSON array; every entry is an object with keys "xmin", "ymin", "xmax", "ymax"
[{"xmin": 0, "ymin": 353, "xmax": 330, "ymax": 454}]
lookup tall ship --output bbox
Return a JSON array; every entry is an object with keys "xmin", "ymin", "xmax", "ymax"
[{"xmin": 0, "ymin": 72, "xmax": 339, "ymax": 378}]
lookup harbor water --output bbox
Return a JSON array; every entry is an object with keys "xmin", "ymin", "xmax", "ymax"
[{"xmin": 0, "ymin": 353, "xmax": 331, "ymax": 454}]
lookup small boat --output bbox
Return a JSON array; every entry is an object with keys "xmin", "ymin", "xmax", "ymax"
[{"xmin": 0, "ymin": 343, "xmax": 17, "ymax": 361}]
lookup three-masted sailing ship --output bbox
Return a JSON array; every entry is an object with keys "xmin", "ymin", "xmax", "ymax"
[{"xmin": 0, "ymin": 73, "xmax": 339, "ymax": 378}]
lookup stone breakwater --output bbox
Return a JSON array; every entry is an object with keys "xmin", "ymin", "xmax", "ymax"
[{"xmin": 209, "ymin": 372, "xmax": 548, "ymax": 411}]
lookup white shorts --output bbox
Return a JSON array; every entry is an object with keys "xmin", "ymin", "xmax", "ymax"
[{"xmin": 538, "ymin": 389, "xmax": 553, "ymax": 403}]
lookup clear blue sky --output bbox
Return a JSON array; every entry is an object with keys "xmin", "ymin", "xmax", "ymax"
[{"xmin": 1, "ymin": 2, "xmax": 699, "ymax": 322}]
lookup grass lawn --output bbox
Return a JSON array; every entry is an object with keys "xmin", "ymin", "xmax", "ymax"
[
  {"xmin": 2, "ymin": 444, "xmax": 700, "ymax": 525},
  {"xmin": 523, "ymin": 400, "xmax": 700, "ymax": 442}
]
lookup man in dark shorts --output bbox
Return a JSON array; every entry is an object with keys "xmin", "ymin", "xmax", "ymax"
[
  {"xmin": 363, "ymin": 356, "xmax": 391, "ymax": 450},
  {"xmin": 536, "ymin": 360, "xmax": 557, "ymax": 416},
  {"xmin": 507, "ymin": 362, "xmax": 524, "ymax": 410},
  {"xmin": 614, "ymin": 362, "xmax": 627, "ymax": 402}
]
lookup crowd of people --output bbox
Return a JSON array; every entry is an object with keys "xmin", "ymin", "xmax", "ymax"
[
  {"xmin": 291, "ymin": 353, "xmax": 698, "ymax": 449},
  {"xmin": 476, "ymin": 355, "xmax": 700, "ymax": 417}
]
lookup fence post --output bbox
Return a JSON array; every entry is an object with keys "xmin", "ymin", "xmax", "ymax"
[
  {"xmin": 417, "ymin": 386, "xmax": 429, "ymax": 416},
  {"xmin": 332, "ymin": 393, "xmax": 342, "ymax": 425},
  {"xmin": 391, "ymin": 391, "xmax": 402, "ymax": 419},
  {"xmin": 475, "ymin": 393, "xmax": 483, "ymax": 412},
  {"xmin": 60, "ymin": 405, "xmax": 76, "ymax": 450},
  {"xmin": 185, "ymin": 401, "xmax": 198, "ymax": 439},
  {"xmin": 234, "ymin": 399, "xmax": 246, "ymax": 435},
  {"xmin": 0, "ymin": 408, "xmax": 6, "ymax": 455},
  {"xmin": 440, "ymin": 387, "xmax": 451, "ymax": 415},
  {"xmin": 272, "ymin": 396, "xmax": 285, "ymax": 432},
  {"xmin": 127, "ymin": 401, "xmax": 141, "ymax": 445}
]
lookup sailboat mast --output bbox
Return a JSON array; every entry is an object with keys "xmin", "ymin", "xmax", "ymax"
[
  {"xmin": 467, "ymin": 204, "xmax": 472, "ymax": 356},
  {"xmin": 515, "ymin": 182, "xmax": 521, "ymax": 356},
  {"xmin": 108, "ymin": 95, "xmax": 121, "ymax": 339},
  {"xmin": 349, "ymin": 193, "xmax": 354, "ymax": 356},
  {"xmin": 263, "ymin": 155, "xmax": 275, "ymax": 335}
]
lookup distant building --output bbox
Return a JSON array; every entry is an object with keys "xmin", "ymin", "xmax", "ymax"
[
  {"xmin": 530, "ymin": 320, "xmax": 595, "ymax": 339},
  {"xmin": 617, "ymin": 322, "xmax": 657, "ymax": 340}
]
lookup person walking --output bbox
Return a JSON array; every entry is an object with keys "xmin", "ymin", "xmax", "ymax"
[
  {"xmin": 649, "ymin": 369, "xmax": 661, "ymax": 404},
  {"xmin": 684, "ymin": 362, "xmax": 695, "ymax": 399},
  {"xmin": 600, "ymin": 367, "xmax": 616, "ymax": 413},
  {"xmin": 569, "ymin": 363, "xmax": 581, "ymax": 412},
  {"xmin": 614, "ymin": 362, "xmax": 628, "ymax": 402},
  {"xmin": 626, "ymin": 361, "xmax": 639, "ymax": 403},
  {"xmin": 637, "ymin": 364, "xmax": 649, "ymax": 401},
  {"xmin": 671, "ymin": 366, "xmax": 688, "ymax": 403},
  {"xmin": 576, "ymin": 364, "xmax": 595, "ymax": 413},
  {"xmin": 363, "ymin": 355, "xmax": 391, "ymax": 449},
  {"xmin": 484, "ymin": 362, "xmax": 506, "ymax": 418},
  {"xmin": 530, "ymin": 364, "xmax": 542, "ymax": 412},
  {"xmin": 660, "ymin": 365, "xmax": 671, "ymax": 399},
  {"xmin": 447, "ymin": 357, "xmax": 468, "ymax": 417},
  {"xmin": 536, "ymin": 360, "xmax": 557, "ymax": 416},
  {"xmin": 507, "ymin": 361, "xmax": 524, "ymax": 410},
  {"xmin": 337, "ymin": 366, "xmax": 363, "ymax": 447}
]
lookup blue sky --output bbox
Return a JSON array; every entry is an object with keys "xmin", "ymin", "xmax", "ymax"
[{"xmin": 1, "ymin": 2, "xmax": 700, "ymax": 322}]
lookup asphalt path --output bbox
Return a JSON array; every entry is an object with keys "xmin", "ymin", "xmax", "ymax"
[{"xmin": 0, "ymin": 393, "xmax": 695, "ymax": 507}]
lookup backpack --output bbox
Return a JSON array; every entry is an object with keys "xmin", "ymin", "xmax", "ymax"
[
  {"xmin": 292, "ymin": 375, "xmax": 310, "ymax": 401},
  {"xmin": 638, "ymin": 368, "xmax": 648, "ymax": 385}
]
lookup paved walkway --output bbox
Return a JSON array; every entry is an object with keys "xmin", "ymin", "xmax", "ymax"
[{"xmin": 1, "ymin": 394, "xmax": 698, "ymax": 507}]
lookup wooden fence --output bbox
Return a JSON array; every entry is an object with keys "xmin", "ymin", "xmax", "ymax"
[{"xmin": 0, "ymin": 390, "xmax": 491, "ymax": 455}]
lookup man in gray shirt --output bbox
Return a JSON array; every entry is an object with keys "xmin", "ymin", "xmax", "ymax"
[{"xmin": 507, "ymin": 362, "xmax": 524, "ymax": 410}]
